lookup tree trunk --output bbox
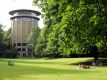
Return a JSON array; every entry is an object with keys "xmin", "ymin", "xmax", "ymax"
[
  {"xmin": 93, "ymin": 51, "xmax": 99, "ymax": 66},
  {"xmin": 91, "ymin": 45, "xmax": 99, "ymax": 66}
]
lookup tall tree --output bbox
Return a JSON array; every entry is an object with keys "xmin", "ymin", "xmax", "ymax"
[
  {"xmin": 2, "ymin": 28, "xmax": 17, "ymax": 58},
  {"xmin": 34, "ymin": 27, "xmax": 48, "ymax": 57},
  {"xmin": 33, "ymin": 0, "xmax": 107, "ymax": 61},
  {"xmin": 3, "ymin": 28, "xmax": 11, "ymax": 46},
  {"xmin": 27, "ymin": 26, "xmax": 41, "ymax": 55}
]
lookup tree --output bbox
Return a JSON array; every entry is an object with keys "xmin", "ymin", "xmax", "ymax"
[
  {"xmin": 0, "ymin": 24, "xmax": 4, "ymax": 56},
  {"xmin": 2, "ymin": 28, "xmax": 17, "ymax": 58},
  {"xmin": 34, "ymin": 27, "xmax": 48, "ymax": 57},
  {"xmin": 27, "ymin": 26, "xmax": 41, "ymax": 56},
  {"xmin": 33, "ymin": 0, "xmax": 107, "ymax": 62},
  {"xmin": 3, "ymin": 28, "xmax": 11, "ymax": 46}
]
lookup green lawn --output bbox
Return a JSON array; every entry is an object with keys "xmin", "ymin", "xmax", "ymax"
[{"xmin": 0, "ymin": 58, "xmax": 107, "ymax": 80}]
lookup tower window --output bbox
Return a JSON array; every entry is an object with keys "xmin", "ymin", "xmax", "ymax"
[
  {"xmin": 22, "ymin": 48, "xmax": 26, "ymax": 51},
  {"xmin": 17, "ymin": 43, "xmax": 21, "ymax": 46},
  {"xmin": 22, "ymin": 43, "xmax": 27, "ymax": 46},
  {"xmin": 17, "ymin": 48, "xmax": 21, "ymax": 51}
]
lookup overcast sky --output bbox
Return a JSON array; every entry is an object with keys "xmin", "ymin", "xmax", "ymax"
[{"xmin": 0, "ymin": 0, "xmax": 43, "ymax": 30}]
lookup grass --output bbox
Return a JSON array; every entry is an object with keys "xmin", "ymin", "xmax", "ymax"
[{"xmin": 0, "ymin": 58, "xmax": 107, "ymax": 80}]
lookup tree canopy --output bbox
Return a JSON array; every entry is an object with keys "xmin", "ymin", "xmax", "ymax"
[{"xmin": 33, "ymin": 0, "xmax": 107, "ymax": 58}]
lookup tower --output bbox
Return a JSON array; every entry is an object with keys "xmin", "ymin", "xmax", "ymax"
[{"xmin": 9, "ymin": 9, "xmax": 41, "ymax": 57}]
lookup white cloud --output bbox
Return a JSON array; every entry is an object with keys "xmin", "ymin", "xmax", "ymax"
[{"xmin": 0, "ymin": 0, "xmax": 43, "ymax": 31}]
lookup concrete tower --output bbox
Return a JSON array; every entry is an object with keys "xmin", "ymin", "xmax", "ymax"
[{"xmin": 9, "ymin": 9, "xmax": 41, "ymax": 57}]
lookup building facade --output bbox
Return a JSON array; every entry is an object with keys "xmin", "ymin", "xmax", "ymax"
[{"xmin": 9, "ymin": 9, "xmax": 41, "ymax": 57}]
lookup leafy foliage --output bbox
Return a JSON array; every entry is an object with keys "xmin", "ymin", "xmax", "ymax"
[
  {"xmin": 0, "ymin": 26, "xmax": 17, "ymax": 58},
  {"xmin": 33, "ymin": 0, "xmax": 107, "ymax": 57},
  {"xmin": 34, "ymin": 27, "xmax": 47, "ymax": 57},
  {"xmin": 28, "ymin": 26, "xmax": 41, "ymax": 54}
]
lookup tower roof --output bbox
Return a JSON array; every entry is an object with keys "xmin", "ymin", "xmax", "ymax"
[{"xmin": 9, "ymin": 9, "xmax": 41, "ymax": 16}]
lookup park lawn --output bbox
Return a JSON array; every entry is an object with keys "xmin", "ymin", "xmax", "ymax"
[{"xmin": 0, "ymin": 58, "xmax": 107, "ymax": 80}]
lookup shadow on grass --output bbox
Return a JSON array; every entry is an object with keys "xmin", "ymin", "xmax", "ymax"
[
  {"xmin": 0, "ymin": 58, "xmax": 103, "ymax": 80},
  {"xmin": 70, "ymin": 58, "xmax": 107, "ymax": 67}
]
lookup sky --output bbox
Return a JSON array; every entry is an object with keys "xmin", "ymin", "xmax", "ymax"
[{"xmin": 0, "ymin": 0, "xmax": 43, "ymax": 31}]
